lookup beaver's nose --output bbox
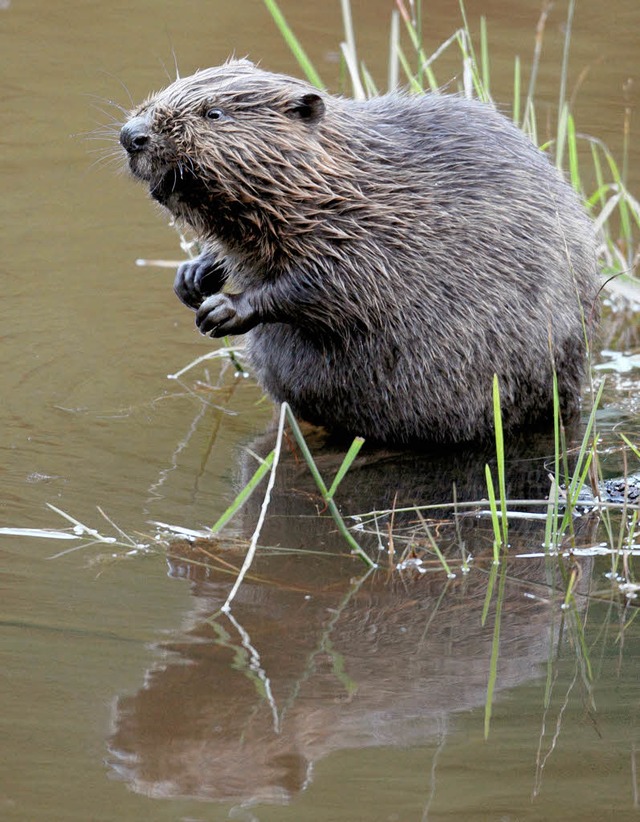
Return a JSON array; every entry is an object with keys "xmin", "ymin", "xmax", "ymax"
[{"xmin": 120, "ymin": 117, "xmax": 150, "ymax": 153}]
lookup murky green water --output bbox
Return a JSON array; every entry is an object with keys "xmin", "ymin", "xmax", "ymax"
[{"xmin": 2, "ymin": 1, "xmax": 640, "ymax": 819}]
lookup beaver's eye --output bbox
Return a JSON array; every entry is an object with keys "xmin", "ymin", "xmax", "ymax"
[{"xmin": 205, "ymin": 108, "xmax": 225, "ymax": 121}]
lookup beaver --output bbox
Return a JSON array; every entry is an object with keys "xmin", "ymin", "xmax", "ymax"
[{"xmin": 119, "ymin": 59, "xmax": 599, "ymax": 445}]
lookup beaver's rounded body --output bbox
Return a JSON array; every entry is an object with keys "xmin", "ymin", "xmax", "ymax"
[{"xmin": 120, "ymin": 60, "xmax": 599, "ymax": 445}]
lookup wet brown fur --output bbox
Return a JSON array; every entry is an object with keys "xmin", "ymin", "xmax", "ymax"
[{"xmin": 120, "ymin": 59, "xmax": 600, "ymax": 445}]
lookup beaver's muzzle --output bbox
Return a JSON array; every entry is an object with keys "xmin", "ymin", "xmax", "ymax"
[{"xmin": 120, "ymin": 117, "xmax": 150, "ymax": 154}]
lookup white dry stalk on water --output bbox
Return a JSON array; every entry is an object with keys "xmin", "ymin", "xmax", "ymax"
[{"xmin": 220, "ymin": 402, "xmax": 288, "ymax": 613}]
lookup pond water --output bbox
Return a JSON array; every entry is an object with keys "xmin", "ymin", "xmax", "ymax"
[{"xmin": 2, "ymin": 0, "xmax": 640, "ymax": 820}]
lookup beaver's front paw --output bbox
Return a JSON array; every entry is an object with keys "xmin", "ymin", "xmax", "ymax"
[
  {"xmin": 174, "ymin": 254, "xmax": 226, "ymax": 309},
  {"xmin": 196, "ymin": 293, "xmax": 259, "ymax": 337}
]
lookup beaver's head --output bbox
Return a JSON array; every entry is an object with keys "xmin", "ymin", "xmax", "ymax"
[{"xmin": 119, "ymin": 60, "xmax": 339, "ymax": 243}]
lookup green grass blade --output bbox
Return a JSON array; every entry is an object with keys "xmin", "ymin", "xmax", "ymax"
[
  {"xmin": 556, "ymin": 102, "xmax": 568, "ymax": 170},
  {"xmin": 284, "ymin": 409, "xmax": 329, "ymax": 496},
  {"xmin": 557, "ymin": 0, "xmax": 575, "ymax": 147},
  {"xmin": 263, "ymin": 0, "xmax": 324, "ymax": 88},
  {"xmin": 480, "ymin": 16, "xmax": 490, "ymax": 95},
  {"xmin": 361, "ymin": 64, "xmax": 378, "ymax": 97},
  {"xmin": 210, "ymin": 450, "xmax": 275, "ymax": 534},
  {"xmin": 397, "ymin": 45, "xmax": 429, "ymax": 92},
  {"xmin": 567, "ymin": 379, "xmax": 604, "ymax": 500},
  {"xmin": 567, "ymin": 112, "xmax": 581, "ymax": 193},
  {"xmin": 554, "ymin": 379, "xmax": 604, "ymax": 538},
  {"xmin": 544, "ymin": 373, "xmax": 561, "ymax": 551},
  {"xmin": 485, "ymin": 558, "xmax": 507, "ymax": 738},
  {"xmin": 492, "ymin": 375, "xmax": 508, "ymax": 546},
  {"xmin": 328, "ymin": 436, "xmax": 365, "ymax": 499},
  {"xmin": 597, "ymin": 148, "xmax": 635, "ymax": 237},
  {"xmin": 512, "ymin": 55, "xmax": 521, "ymax": 125},
  {"xmin": 484, "ymin": 464, "xmax": 502, "ymax": 562},
  {"xmin": 621, "ymin": 434, "xmax": 640, "ymax": 460},
  {"xmin": 285, "ymin": 407, "xmax": 376, "ymax": 567},
  {"xmin": 481, "ymin": 560, "xmax": 498, "ymax": 626},
  {"xmin": 395, "ymin": 4, "xmax": 442, "ymax": 91},
  {"xmin": 590, "ymin": 143, "xmax": 607, "ymax": 210},
  {"xmin": 564, "ymin": 572, "xmax": 594, "ymax": 685}
]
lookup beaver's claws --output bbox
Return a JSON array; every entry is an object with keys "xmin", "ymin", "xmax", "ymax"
[
  {"xmin": 174, "ymin": 255, "xmax": 226, "ymax": 309},
  {"xmin": 196, "ymin": 293, "xmax": 259, "ymax": 337}
]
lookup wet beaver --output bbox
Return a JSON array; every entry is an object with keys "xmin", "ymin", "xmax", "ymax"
[{"xmin": 119, "ymin": 59, "xmax": 599, "ymax": 445}]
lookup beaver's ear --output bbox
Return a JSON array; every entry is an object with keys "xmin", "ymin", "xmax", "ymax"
[{"xmin": 286, "ymin": 93, "xmax": 325, "ymax": 124}]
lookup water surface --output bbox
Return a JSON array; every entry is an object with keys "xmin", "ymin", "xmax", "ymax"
[{"xmin": 1, "ymin": 1, "xmax": 640, "ymax": 819}]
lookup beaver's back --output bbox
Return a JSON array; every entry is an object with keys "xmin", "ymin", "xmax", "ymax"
[{"xmin": 246, "ymin": 92, "xmax": 598, "ymax": 444}]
